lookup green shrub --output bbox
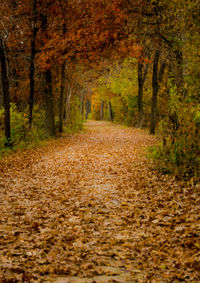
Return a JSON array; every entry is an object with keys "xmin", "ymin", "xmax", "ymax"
[
  {"xmin": 65, "ymin": 96, "xmax": 83, "ymax": 133},
  {"xmin": 31, "ymin": 105, "xmax": 46, "ymax": 140},
  {"xmin": 151, "ymin": 85, "xmax": 200, "ymax": 181},
  {"xmin": 87, "ymin": 113, "xmax": 93, "ymax": 120},
  {"xmin": 0, "ymin": 104, "xmax": 46, "ymax": 153},
  {"xmin": 0, "ymin": 104, "xmax": 29, "ymax": 146}
]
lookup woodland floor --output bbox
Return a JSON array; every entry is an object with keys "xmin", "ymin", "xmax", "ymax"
[{"xmin": 0, "ymin": 121, "xmax": 199, "ymax": 283}]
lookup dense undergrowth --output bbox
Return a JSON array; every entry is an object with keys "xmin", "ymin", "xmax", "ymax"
[
  {"xmin": 0, "ymin": 103, "xmax": 83, "ymax": 158},
  {"xmin": 150, "ymin": 86, "xmax": 200, "ymax": 181},
  {"xmin": 0, "ymin": 104, "xmax": 44, "ymax": 156}
]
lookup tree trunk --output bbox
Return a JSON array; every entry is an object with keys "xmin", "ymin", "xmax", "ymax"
[
  {"xmin": 137, "ymin": 48, "xmax": 150, "ymax": 128},
  {"xmin": 80, "ymin": 91, "xmax": 84, "ymax": 116},
  {"xmin": 58, "ymin": 23, "xmax": 67, "ymax": 133},
  {"xmin": 150, "ymin": 50, "xmax": 160, "ymax": 135},
  {"xmin": 0, "ymin": 38, "xmax": 11, "ymax": 146},
  {"xmin": 137, "ymin": 63, "xmax": 144, "ymax": 128},
  {"xmin": 59, "ymin": 62, "xmax": 66, "ymax": 133},
  {"xmin": 0, "ymin": 70, "xmax": 3, "ymax": 107},
  {"xmin": 28, "ymin": 0, "xmax": 37, "ymax": 128},
  {"xmin": 65, "ymin": 85, "xmax": 72, "ymax": 124},
  {"xmin": 85, "ymin": 99, "xmax": 91, "ymax": 119},
  {"xmin": 108, "ymin": 101, "xmax": 113, "ymax": 122},
  {"xmin": 100, "ymin": 100, "xmax": 104, "ymax": 120},
  {"xmin": 150, "ymin": 50, "xmax": 166, "ymax": 135},
  {"xmin": 44, "ymin": 69, "xmax": 55, "ymax": 137}
]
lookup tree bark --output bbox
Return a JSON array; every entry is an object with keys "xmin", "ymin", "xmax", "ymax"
[
  {"xmin": 85, "ymin": 99, "xmax": 91, "ymax": 119},
  {"xmin": 44, "ymin": 69, "xmax": 56, "ymax": 137},
  {"xmin": 65, "ymin": 85, "xmax": 72, "ymax": 124},
  {"xmin": 137, "ymin": 54, "xmax": 150, "ymax": 128},
  {"xmin": 108, "ymin": 101, "xmax": 113, "ymax": 122},
  {"xmin": 0, "ymin": 38, "xmax": 11, "ymax": 146},
  {"xmin": 150, "ymin": 50, "xmax": 160, "ymax": 135},
  {"xmin": 80, "ymin": 91, "xmax": 84, "ymax": 116},
  {"xmin": 150, "ymin": 50, "xmax": 166, "ymax": 135},
  {"xmin": 137, "ymin": 63, "xmax": 144, "ymax": 128},
  {"xmin": 100, "ymin": 100, "xmax": 104, "ymax": 120},
  {"xmin": 28, "ymin": 0, "xmax": 37, "ymax": 128},
  {"xmin": 58, "ymin": 23, "xmax": 67, "ymax": 133},
  {"xmin": 59, "ymin": 62, "xmax": 66, "ymax": 133},
  {"xmin": 0, "ymin": 70, "xmax": 3, "ymax": 107}
]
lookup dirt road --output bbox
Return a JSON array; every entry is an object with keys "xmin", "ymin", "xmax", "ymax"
[{"xmin": 0, "ymin": 121, "xmax": 199, "ymax": 282}]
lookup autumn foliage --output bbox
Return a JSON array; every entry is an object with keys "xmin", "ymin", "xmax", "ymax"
[{"xmin": 0, "ymin": 0, "xmax": 200, "ymax": 281}]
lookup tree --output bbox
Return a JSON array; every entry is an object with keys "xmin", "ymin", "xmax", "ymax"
[
  {"xmin": 59, "ymin": 61, "xmax": 66, "ymax": 133},
  {"xmin": 100, "ymin": 100, "xmax": 104, "ymax": 120},
  {"xmin": 0, "ymin": 38, "xmax": 11, "ymax": 146},
  {"xmin": 137, "ymin": 56, "xmax": 149, "ymax": 128},
  {"xmin": 28, "ymin": 0, "xmax": 38, "ymax": 128},
  {"xmin": 44, "ymin": 69, "xmax": 55, "ymax": 137},
  {"xmin": 150, "ymin": 49, "xmax": 165, "ymax": 134},
  {"xmin": 108, "ymin": 101, "xmax": 113, "ymax": 122}
]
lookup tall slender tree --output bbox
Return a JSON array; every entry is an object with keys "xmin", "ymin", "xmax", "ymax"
[
  {"xmin": 28, "ymin": 0, "xmax": 38, "ymax": 128},
  {"xmin": 0, "ymin": 38, "xmax": 11, "ymax": 146}
]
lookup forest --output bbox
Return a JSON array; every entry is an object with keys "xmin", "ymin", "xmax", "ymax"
[
  {"xmin": 0, "ymin": 0, "xmax": 199, "ymax": 180},
  {"xmin": 0, "ymin": 1, "xmax": 200, "ymax": 282}
]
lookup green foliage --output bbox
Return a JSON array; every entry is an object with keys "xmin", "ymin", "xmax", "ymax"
[
  {"xmin": 0, "ymin": 104, "xmax": 46, "ymax": 155},
  {"xmin": 151, "ymin": 84, "xmax": 200, "ymax": 180},
  {"xmin": 31, "ymin": 105, "xmax": 46, "ymax": 140},
  {"xmin": 87, "ymin": 113, "xmax": 93, "ymax": 120},
  {"xmin": 0, "ymin": 104, "xmax": 28, "ymax": 146},
  {"xmin": 94, "ymin": 58, "xmax": 138, "ymax": 124},
  {"xmin": 0, "ymin": 95, "xmax": 84, "ymax": 156},
  {"xmin": 65, "ymin": 96, "xmax": 83, "ymax": 133}
]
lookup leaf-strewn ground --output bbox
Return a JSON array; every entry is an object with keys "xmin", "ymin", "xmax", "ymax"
[{"xmin": 0, "ymin": 121, "xmax": 199, "ymax": 282}]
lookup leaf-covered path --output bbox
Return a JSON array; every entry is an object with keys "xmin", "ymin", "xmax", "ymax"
[{"xmin": 0, "ymin": 121, "xmax": 199, "ymax": 282}]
